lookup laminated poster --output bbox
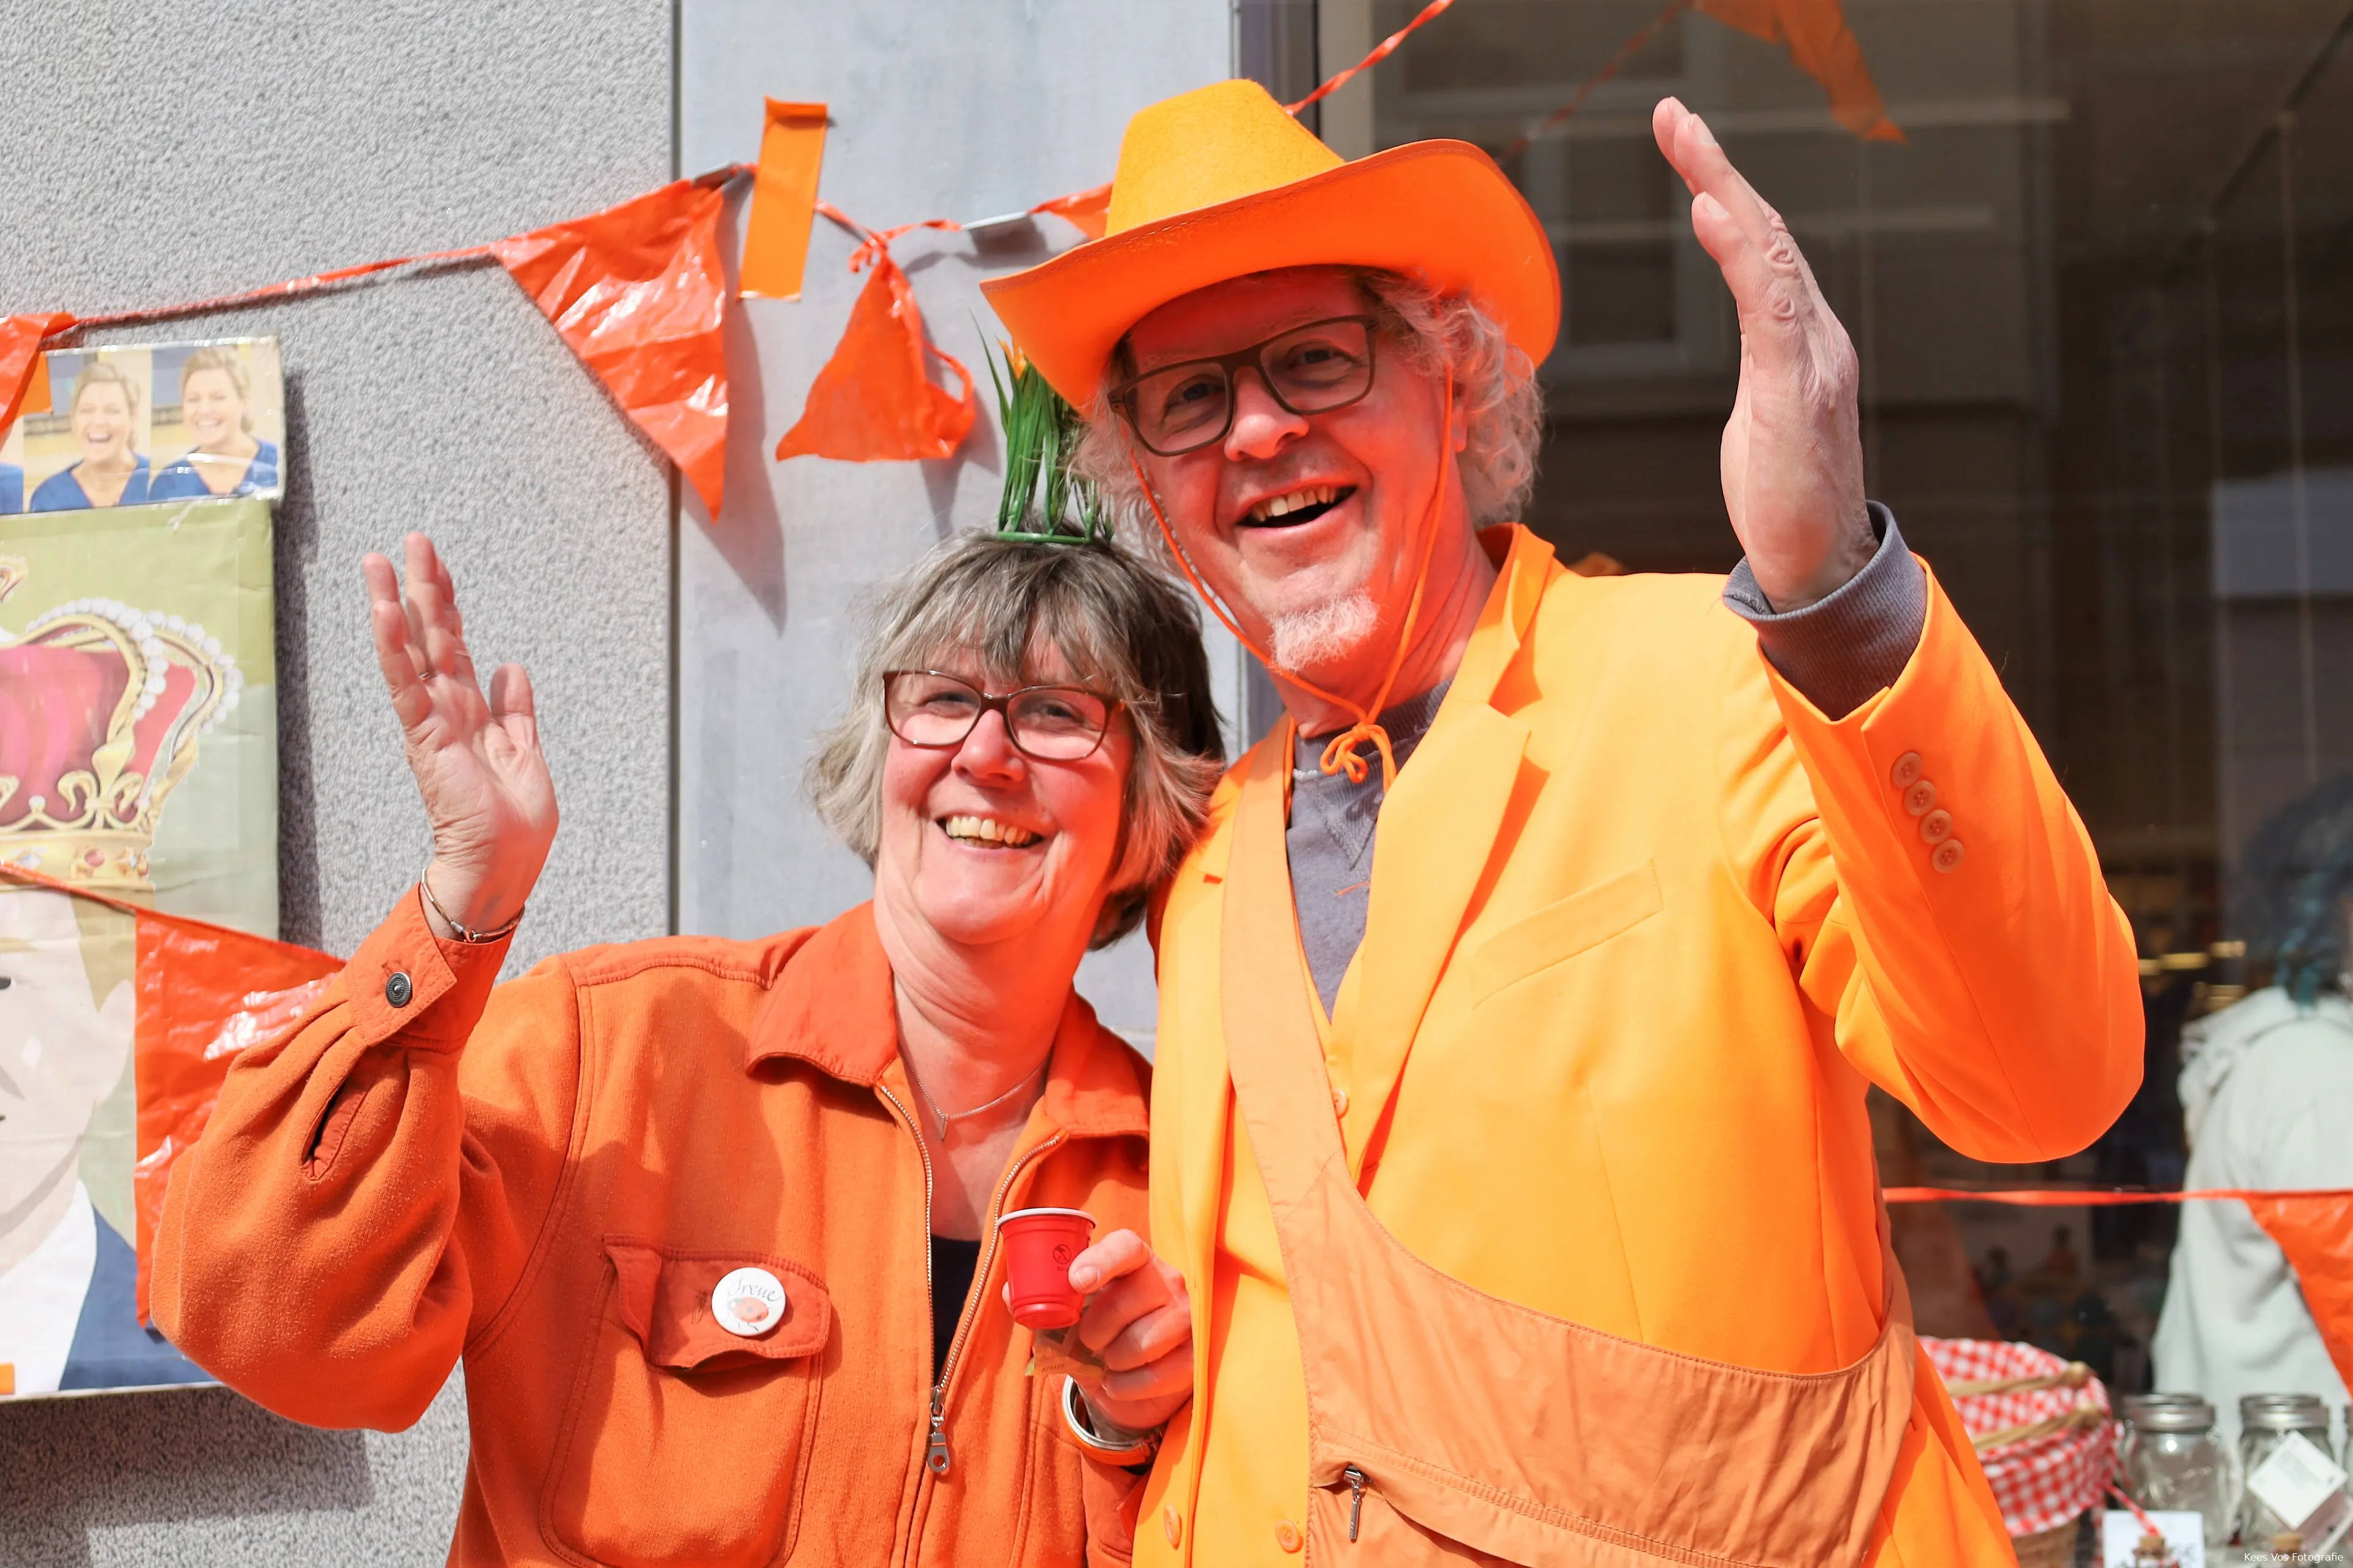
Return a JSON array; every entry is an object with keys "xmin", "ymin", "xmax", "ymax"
[
  {"xmin": 2, "ymin": 494, "xmax": 286, "ymax": 1398},
  {"xmin": 0, "ymin": 336, "xmax": 286, "ymax": 514}
]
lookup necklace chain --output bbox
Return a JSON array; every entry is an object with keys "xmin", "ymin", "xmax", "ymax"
[{"xmin": 903, "ymin": 1055, "xmax": 1048, "ymax": 1140}]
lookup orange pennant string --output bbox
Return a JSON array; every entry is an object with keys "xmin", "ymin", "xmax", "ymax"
[
  {"xmin": 1501, "ymin": 0, "xmax": 1695, "ymax": 164},
  {"xmin": 1, "ymin": 313, "xmax": 76, "ymax": 432},
  {"xmin": 492, "ymin": 172, "xmax": 737, "ymax": 517},
  {"xmin": 775, "ymin": 203, "xmax": 976, "ymax": 464},
  {"xmin": 1889, "ymin": 1186, "xmax": 2353, "ymax": 1395},
  {"xmin": 1289, "ymin": 0, "xmax": 1460, "ymax": 114},
  {"xmin": 1030, "ymin": 183, "xmax": 1113, "ymax": 241}
]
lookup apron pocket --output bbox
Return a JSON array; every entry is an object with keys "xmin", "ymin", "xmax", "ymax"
[{"xmin": 543, "ymin": 1238, "xmax": 832, "ymax": 1568}]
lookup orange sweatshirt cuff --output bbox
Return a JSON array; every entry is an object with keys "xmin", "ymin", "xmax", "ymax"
[{"xmin": 344, "ymin": 885, "xmax": 514, "ymax": 1053}]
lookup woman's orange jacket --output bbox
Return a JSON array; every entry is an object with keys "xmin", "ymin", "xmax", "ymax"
[{"xmin": 151, "ymin": 896, "xmax": 1151, "ymax": 1567}]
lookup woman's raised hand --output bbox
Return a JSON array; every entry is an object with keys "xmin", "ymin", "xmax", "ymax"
[{"xmin": 362, "ymin": 533, "xmax": 558, "ymax": 938}]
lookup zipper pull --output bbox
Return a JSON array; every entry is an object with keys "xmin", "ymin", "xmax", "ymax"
[
  {"xmin": 926, "ymin": 1390, "xmax": 952, "ymax": 1476},
  {"xmin": 1344, "ymin": 1464, "xmax": 1367, "ymax": 1542}
]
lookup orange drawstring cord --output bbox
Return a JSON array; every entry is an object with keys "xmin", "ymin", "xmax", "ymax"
[{"xmin": 1124, "ymin": 374, "xmax": 1458, "ymax": 791}]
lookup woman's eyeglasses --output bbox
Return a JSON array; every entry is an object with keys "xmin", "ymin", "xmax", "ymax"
[
  {"xmin": 883, "ymin": 671, "xmax": 1121, "ymax": 761},
  {"xmin": 1108, "ymin": 315, "xmax": 1379, "ymax": 457}
]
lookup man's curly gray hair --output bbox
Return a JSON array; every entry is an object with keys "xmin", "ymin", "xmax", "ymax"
[{"xmin": 1069, "ymin": 267, "xmax": 1544, "ymax": 537}]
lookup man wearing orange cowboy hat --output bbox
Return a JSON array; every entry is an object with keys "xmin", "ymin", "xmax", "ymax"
[{"xmin": 986, "ymin": 80, "xmax": 2142, "ymax": 1566}]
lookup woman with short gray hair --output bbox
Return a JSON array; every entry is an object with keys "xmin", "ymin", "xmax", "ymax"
[{"xmin": 155, "ymin": 521, "xmax": 1222, "ymax": 1564}]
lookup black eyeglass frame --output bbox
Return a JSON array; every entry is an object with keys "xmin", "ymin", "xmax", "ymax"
[
  {"xmin": 881, "ymin": 669, "xmax": 1127, "ymax": 762},
  {"xmin": 1107, "ymin": 314, "xmax": 1382, "ymax": 457}
]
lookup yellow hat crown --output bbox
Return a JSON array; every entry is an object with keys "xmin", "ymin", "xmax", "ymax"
[{"xmin": 1104, "ymin": 80, "xmax": 1344, "ymax": 238}]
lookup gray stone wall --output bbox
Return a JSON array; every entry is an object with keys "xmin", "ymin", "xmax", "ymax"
[{"xmin": 0, "ymin": 0, "xmax": 673, "ymax": 1558}]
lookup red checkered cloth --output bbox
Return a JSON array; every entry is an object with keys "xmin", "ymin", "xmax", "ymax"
[{"xmin": 1922, "ymin": 1336, "xmax": 2115, "ymax": 1539}]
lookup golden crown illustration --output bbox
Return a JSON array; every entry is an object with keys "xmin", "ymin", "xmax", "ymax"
[{"xmin": 0, "ymin": 556, "xmax": 243, "ymax": 893}]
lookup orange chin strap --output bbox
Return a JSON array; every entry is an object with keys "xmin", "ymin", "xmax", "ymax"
[{"xmin": 1124, "ymin": 373, "xmax": 1458, "ymax": 790}]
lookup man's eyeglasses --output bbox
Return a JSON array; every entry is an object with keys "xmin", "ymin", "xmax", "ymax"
[
  {"xmin": 883, "ymin": 670, "xmax": 1122, "ymax": 761},
  {"xmin": 1108, "ymin": 315, "xmax": 1379, "ymax": 457}
]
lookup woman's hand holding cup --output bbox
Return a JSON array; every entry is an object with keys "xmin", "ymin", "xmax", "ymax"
[
  {"xmin": 1063, "ymin": 1227, "xmax": 1192, "ymax": 1432},
  {"xmin": 362, "ymin": 533, "xmax": 558, "ymax": 939}
]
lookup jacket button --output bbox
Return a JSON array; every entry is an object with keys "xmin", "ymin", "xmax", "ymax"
[
  {"xmin": 1275, "ymin": 1520, "xmax": 1303, "ymax": 1552},
  {"xmin": 385, "ymin": 972, "xmax": 414, "ymax": 1008},
  {"xmin": 1162, "ymin": 1505, "xmax": 1183, "ymax": 1547},
  {"xmin": 1890, "ymin": 751, "xmax": 1923, "ymax": 788},
  {"xmin": 1902, "ymin": 779, "xmax": 1937, "ymax": 817},
  {"xmin": 1330, "ymin": 1086, "xmax": 1349, "ymax": 1118},
  {"xmin": 1932, "ymin": 839, "xmax": 1966, "ymax": 874},
  {"xmin": 1918, "ymin": 808, "xmax": 1954, "ymax": 846}
]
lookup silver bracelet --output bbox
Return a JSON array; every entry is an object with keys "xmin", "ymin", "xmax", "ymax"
[
  {"xmin": 1060, "ymin": 1374, "xmax": 1162, "ymax": 1462},
  {"xmin": 419, "ymin": 869, "xmax": 525, "ymax": 944}
]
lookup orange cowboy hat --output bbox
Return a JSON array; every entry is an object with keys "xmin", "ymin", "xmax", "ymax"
[{"xmin": 980, "ymin": 78, "xmax": 1559, "ymax": 409}]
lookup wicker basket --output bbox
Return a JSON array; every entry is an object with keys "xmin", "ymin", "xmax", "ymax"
[{"xmin": 2012, "ymin": 1520, "xmax": 2078, "ymax": 1567}]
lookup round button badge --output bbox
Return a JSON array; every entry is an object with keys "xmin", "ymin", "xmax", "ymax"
[{"xmin": 711, "ymin": 1267, "xmax": 787, "ymax": 1337}]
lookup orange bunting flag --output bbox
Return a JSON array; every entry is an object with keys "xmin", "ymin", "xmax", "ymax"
[
  {"xmin": 775, "ymin": 207, "xmax": 976, "ymax": 464},
  {"xmin": 1031, "ymin": 182, "xmax": 1113, "ymax": 242},
  {"xmin": 0, "ymin": 867, "xmax": 341, "ymax": 1329},
  {"xmin": 740, "ymin": 99, "xmax": 829, "ymax": 301},
  {"xmin": 492, "ymin": 176, "xmax": 733, "ymax": 516},
  {"xmin": 2247, "ymin": 1192, "xmax": 2353, "ymax": 1395},
  {"xmin": 1, "ymin": 312, "xmax": 74, "ymax": 431},
  {"xmin": 1694, "ymin": 0, "xmax": 1903, "ymax": 142}
]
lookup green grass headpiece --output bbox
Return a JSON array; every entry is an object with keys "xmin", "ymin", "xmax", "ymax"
[{"xmin": 985, "ymin": 338, "xmax": 1109, "ymax": 545}]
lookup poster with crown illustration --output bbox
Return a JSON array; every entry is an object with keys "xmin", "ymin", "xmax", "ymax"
[{"xmin": 0, "ymin": 498, "xmax": 276, "ymax": 938}]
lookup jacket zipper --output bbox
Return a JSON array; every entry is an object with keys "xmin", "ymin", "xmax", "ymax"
[
  {"xmin": 1344, "ymin": 1464, "xmax": 1368, "ymax": 1541},
  {"xmin": 877, "ymin": 1079, "xmax": 1067, "ymax": 1480}
]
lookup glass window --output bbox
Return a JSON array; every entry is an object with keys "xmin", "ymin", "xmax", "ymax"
[{"xmin": 1362, "ymin": 0, "xmax": 2353, "ymax": 1393}]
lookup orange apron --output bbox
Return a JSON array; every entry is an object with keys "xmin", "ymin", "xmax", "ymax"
[{"xmin": 1221, "ymin": 720, "xmax": 1920, "ymax": 1566}]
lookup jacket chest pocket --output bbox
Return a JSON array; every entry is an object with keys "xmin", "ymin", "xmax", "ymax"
[{"xmin": 542, "ymin": 1238, "xmax": 832, "ymax": 1568}]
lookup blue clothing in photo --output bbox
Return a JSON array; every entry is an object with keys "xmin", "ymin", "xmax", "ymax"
[
  {"xmin": 58, "ymin": 1209, "xmax": 213, "ymax": 1391},
  {"xmin": 147, "ymin": 437, "xmax": 279, "ymax": 501},
  {"xmin": 30, "ymin": 453, "xmax": 151, "ymax": 512},
  {"xmin": 1, "ymin": 463, "xmax": 21, "ymax": 513}
]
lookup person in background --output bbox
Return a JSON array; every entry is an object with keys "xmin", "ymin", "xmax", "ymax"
[
  {"xmin": 153, "ymin": 531, "xmax": 1216, "ymax": 1565},
  {"xmin": 2154, "ymin": 776, "xmax": 2353, "ymax": 1454},
  {"xmin": 0, "ymin": 886, "xmax": 210, "ymax": 1393},
  {"xmin": 30, "ymin": 362, "xmax": 149, "ymax": 511},
  {"xmin": 146, "ymin": 347, "xmax": 279, "ymax": 500},
  {"xmin": 1, "ymin": 462, "xmax": 22, "ymax": 513}
]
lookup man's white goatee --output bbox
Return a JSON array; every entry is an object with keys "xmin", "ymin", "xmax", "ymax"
[{"xmin": 1270, "ymin": 592, "xmax": 1379, "ymax": 672}]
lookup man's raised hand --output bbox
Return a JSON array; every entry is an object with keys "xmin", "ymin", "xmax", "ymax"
[
  {"xmin": 1654, "ymin": 96, "xmax": 1875, "ymax": 612},
  {"xmin": 362, "ymin": 533, "xmax": 557, "ymax": 939}
]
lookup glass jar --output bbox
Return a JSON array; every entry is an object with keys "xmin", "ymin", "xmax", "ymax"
[
  {"xmin": 2126, "ymin": 1399, "xmax": 2235, "ymax": 1551},
  {"xmin": 2121, "ymin": 1394, "xmax": 2213, "ymax": 1482},
  {"xmin": 2237, "ymin": 1395, "xmax": 2334, "ymax": 1550}
]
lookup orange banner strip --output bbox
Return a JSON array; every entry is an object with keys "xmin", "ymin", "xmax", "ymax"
[
  {"xmin": 1891, "ymin": 1185, "xmax": 2353, "ymax": 1396},
  {"xmin": 740, "ymin": 99, "xmax": 829, "ymax": 300},
  {"xmin": 1289, "ymin": 0, "xmax": 1460, "ymax": 113}
]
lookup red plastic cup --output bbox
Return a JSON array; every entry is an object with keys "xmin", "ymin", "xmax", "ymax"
[{"xmin": 996, "ymin": 1206, "xmax": 1096, "ymax": 1330}]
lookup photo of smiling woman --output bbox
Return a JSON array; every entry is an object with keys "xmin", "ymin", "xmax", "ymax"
[
  {"xmin": 29, "ymin": 360, "xmax": 150, "ymax": 512},
  {"xmin": 146, "ymin": 345, "xmax": 282, "ymax": 501}
]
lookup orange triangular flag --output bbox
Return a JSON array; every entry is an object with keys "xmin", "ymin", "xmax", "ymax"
[
  {"xmin": 1694, "ymin": 0, "xmax": 1903, "ymax": 142},
  {"xmin": 1032, "ymin": 182, "xmax": 1113, "ymax": 241},
  {"xmin": 2248, "ymin": 1192, "xmax": 2353, "ymax": 1396},
  {"xmin": 493, "ymin": 178, "xmax": 732, "ymax": 515},
  {"xmin": 0, "ymin": 866, "xmax": 341, "ymax": 1327},
  {"xmin": 1, "ymin": 312, "xmax": 74, "ymax": 431},
  {"xmin": 776, "ymin": 225, "xmax": 976, "ymax": 464}
]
